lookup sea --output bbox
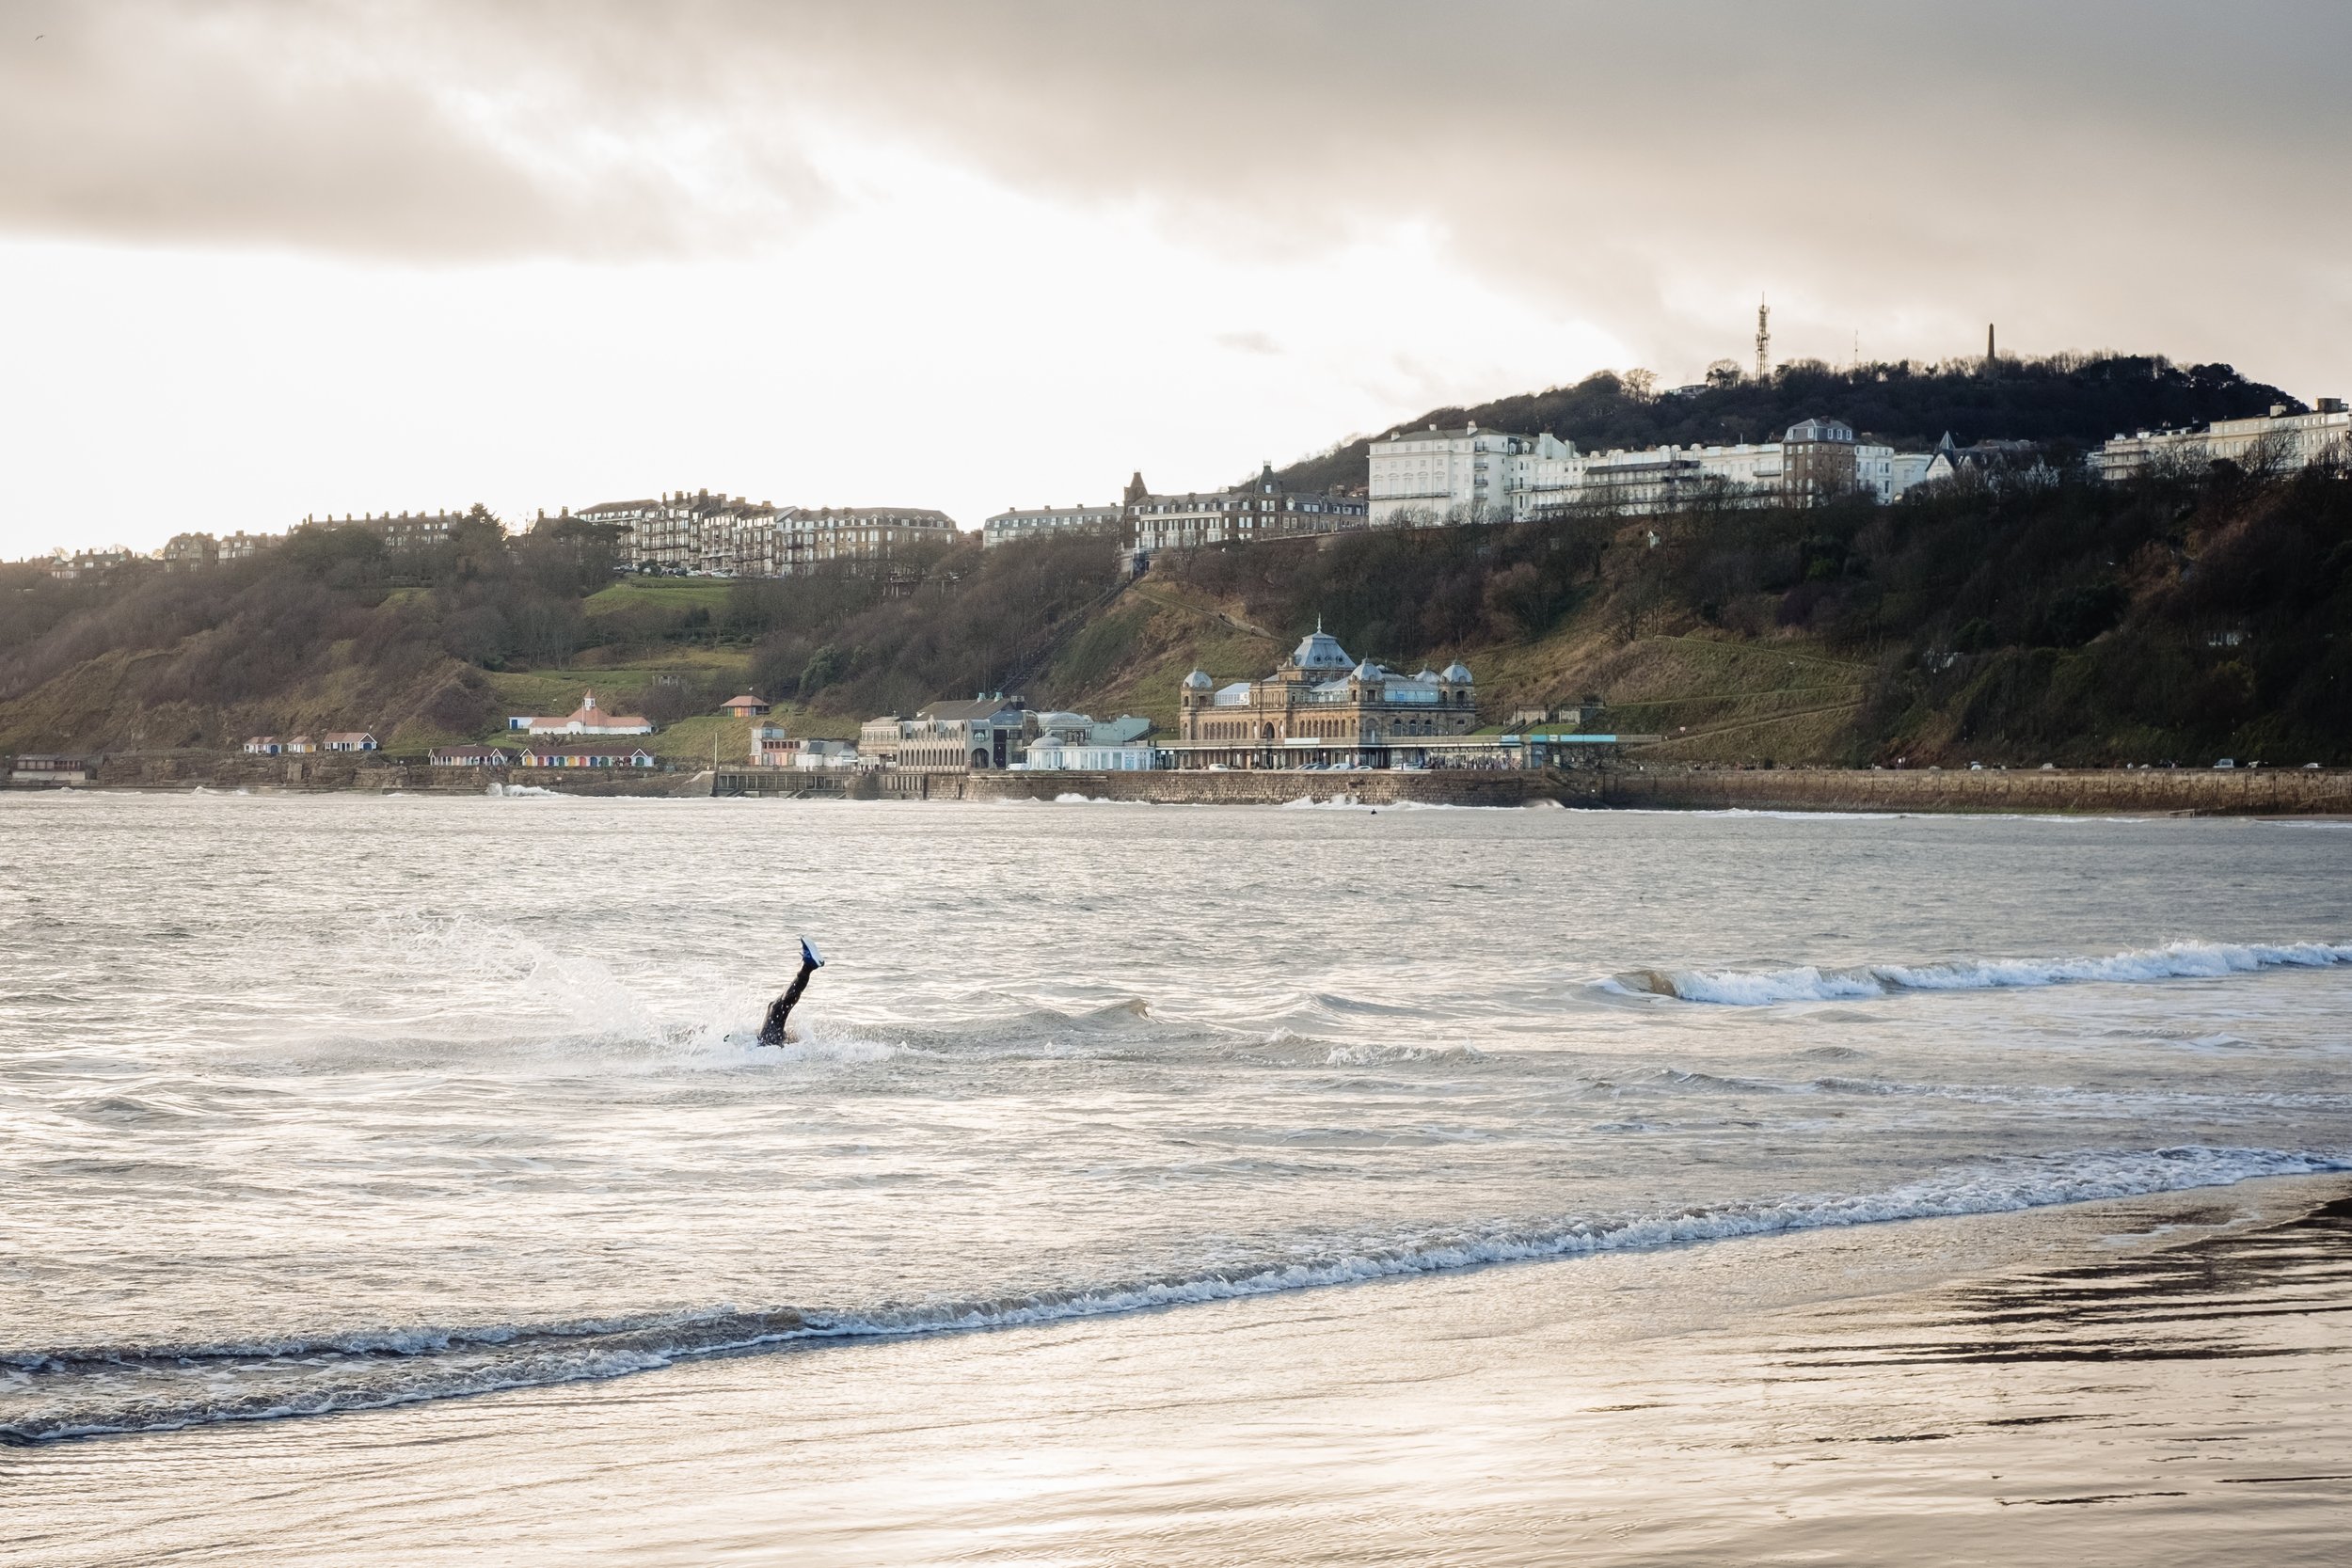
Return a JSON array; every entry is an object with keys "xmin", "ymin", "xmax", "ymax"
[{"xmin": 5, "ymin": 790, "xmax": 2352, "ymax": 1563}]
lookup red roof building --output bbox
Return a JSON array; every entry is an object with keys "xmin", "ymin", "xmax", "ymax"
[{"xmin": 507, "ymin": 690, "xmax": 654, "ymax": 736}]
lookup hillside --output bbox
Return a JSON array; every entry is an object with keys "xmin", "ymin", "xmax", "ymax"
[
  {"xmin": 6, "ymin": 387, "xmax": 2347, "ymax": 773},
  {"xmin": 1271, "ymin": 355, "xmax": 2302, "ymax": 495},
  {"xmin": 1033, "ymin": 463, "xmax": 2349, "ymax": 767}
]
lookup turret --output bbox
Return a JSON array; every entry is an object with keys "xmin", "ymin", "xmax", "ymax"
[{"xmin": 1438, "ymin": 661, "xmax": 1474, "ymax": 707}]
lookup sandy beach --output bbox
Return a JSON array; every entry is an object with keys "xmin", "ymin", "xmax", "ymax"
[{"xmin": 11, "ymin": 1177, "xmax": 2350, "ymax": 1566}]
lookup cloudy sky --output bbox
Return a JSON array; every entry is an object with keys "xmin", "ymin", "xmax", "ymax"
[{"xmin": 3, "ymin": 0, "xmax": 2346, "ymax": 557}]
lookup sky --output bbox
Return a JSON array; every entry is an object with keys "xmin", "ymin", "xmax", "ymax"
[{"xmin": 3, "ymin": 0, "xmax": 2347, "ymax": 558}]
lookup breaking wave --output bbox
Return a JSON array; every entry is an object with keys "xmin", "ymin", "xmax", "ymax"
[
  {"xmin": 8, "ymin": 1143, "xmax": 2343, "ymax": 1445},
  {"xmin": 1608, "ymin": 940, "xmax": 2352, "ymax": 1006}
]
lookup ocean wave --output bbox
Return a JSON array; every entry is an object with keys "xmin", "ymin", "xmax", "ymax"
[
  {"xmin": 1321, "ymin": 1041, "xmax": 1486, "ymax": 1067},
  {"xmin": 1606, "ymin": 940, "xmax": 2352, "ymax": 1006},
  {"xmin": 8, "ymin": 1143, "xmax": 2344, "ymax": 1445}
]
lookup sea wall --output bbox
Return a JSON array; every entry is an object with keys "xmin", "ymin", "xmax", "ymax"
[
  {"xmin": 713, "ymin": 768, "xmax": 1567, "ymax": 806},
  {"xmin": 53, "ymin": 752, "xmax": 708, "ymax": 798},
  {"xmin": 955, "ymin": 768, "xmax": 1580, "ymax": 807},
  {"xmin": 28, "ymin": 753, "xmax": 2348, "ymax": 815},
  {"xmin": 1599, "ymin": 765, "xmax": 2352, "ymax": 816}
]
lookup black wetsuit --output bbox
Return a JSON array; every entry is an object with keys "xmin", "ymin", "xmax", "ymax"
[{"xmin": 758, "ymin": 955, "xmax": 821, "ymax": 1045}]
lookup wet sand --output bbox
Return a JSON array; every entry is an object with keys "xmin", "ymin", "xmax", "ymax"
[{"xmin": 9, "ymin": 1178, "xmax": 2352, "ymax": 1566}]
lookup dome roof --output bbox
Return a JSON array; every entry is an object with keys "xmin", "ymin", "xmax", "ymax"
[
  {"xmin": 1182, "ymin": 669, "xmax": 1215, "ymax": 689},
  {"xmin": 1290, "ymin": 629, "xmax": 1354, "ymax": 671},
  {"xmin": 1352, "ymin": 658, "xmax": 1383, "ymax": 680},
  {"xmin": 1441, "ymin": 661, "xmax": 1473, "ymax": 683}
]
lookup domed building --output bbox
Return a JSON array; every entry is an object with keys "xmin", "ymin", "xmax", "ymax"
[{"xmin": 1173, "ymin": 622, "xmax": 1479, "ymax": 769}]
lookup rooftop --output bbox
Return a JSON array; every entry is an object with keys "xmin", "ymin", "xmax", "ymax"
[{"xmin": 915, "ymin": 697, "xmax": 1025, "ymax": 722}]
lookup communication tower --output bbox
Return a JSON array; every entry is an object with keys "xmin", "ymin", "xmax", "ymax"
[{"xmin": 1755, "ymin": 298, "xmax": 1772, "ymax": 383}]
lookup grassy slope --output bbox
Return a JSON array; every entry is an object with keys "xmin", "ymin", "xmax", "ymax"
[
  {"xmin": 581, "ymin": 578, "xmax": 738, "ymax": 617},
  {"xmin": 1040, "ymin": 571, "xmax": 1869, "ymax": 765},
  {"xmin": 0, "ymin": 639, "xmax": 491, "ymax": 755}
]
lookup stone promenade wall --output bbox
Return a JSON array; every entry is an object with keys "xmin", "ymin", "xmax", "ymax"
[
  {"xmin": 41, "ymin": 753, "xmax": 2349, "ymax": 816},
  {"xmin": 66, "ymin": 752, "xmax": 706, "ymax": 797},
  {"xmin": 958, "ymin": 768, "xmax": 1583, "ymax": 807},
  {"xmin": 1600, "ymin": 765, "xmax": 2352, "ymax": 816}
]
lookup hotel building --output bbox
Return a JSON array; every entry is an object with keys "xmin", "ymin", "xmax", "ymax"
[
  {"xmin": 1367, "ymin": 419, "xmax": 1935, "ymax": 524},
  {"xmin": 983, "ymin": 503, "xmax": 1121, "ymax": 549},
  {"xmin": 565, "ymin": 491, "xmax": 957, "ymax": 577},
  {"xmin": 1122, "ymin": 466, "xmax": 1368, "ymax": 569},
  {"xmin": 2096, "ymin": 398, "xmax": 2349, "ymax": 482}
]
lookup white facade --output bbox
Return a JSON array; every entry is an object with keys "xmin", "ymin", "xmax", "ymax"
[
  {"xmin": 791, "ymin": 739, "xmax": 861, "ymax": 770},
  {"xmin": 2097, "ymin": 399, "xmax": 2349, "ymax": 482},
  {"xmin": 1021, "ymin": 711, "xmax": 1156, "ymax": 770},
  {"xmin": 1367, "ymin": 426, "xmax": 1534, "ymax": 523},
  {"xmin": 1369, "ymin": 420, "xmax": 1931, "ymax": 521},
  {"xmin": 1024, "ymin": 742, "xmax": 1158, "ymax": 770},
  {"xmin": 509, "ymin": 691, "xmax": 654, "ymax": 736},
  {"xmin": 983, "ymin": 504, "xmax": 1120, "ymax": 548}
]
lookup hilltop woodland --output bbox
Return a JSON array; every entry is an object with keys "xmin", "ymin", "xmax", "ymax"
[{"xmin": 3, "ymin": 356, "xmax": 2346, "ymax": 767}]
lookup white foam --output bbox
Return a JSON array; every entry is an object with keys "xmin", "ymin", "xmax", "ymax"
[
  {"xmin": 1278, "ymin": 796, "xmax": 1458, "ymax": 811},
  {"xmin": 12, "ymin": 1143, "xmax": 2342, "ymax": 1444},
  {"xmin": 1633, "ymin": 940, "xmax": 2352, "ymax": 1006}
]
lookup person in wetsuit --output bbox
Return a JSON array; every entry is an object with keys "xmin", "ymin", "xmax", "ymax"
[{"xmin": 758, "ymin": 938, "xmax": 825, "ymax": 1045}]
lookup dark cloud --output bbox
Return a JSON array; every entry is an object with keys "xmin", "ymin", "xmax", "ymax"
[{"xmin": 3, "ymin": 1, "xmax": 2346, "ymax": 379}]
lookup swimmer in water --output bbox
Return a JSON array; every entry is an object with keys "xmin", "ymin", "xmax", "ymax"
[{"xmin": 758, "ymin": 937, "xmax": 825, "ymax": 1045}]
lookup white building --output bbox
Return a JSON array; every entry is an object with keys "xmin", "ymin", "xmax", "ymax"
[
  {"xmin": 1368, "ymin": 419, "xmax": 1932, "ymax": 522},
  {"xmin": 1022, "ymin": 712, "xmax": 1157, "ymax": 770},
  {"xmin": 790, "ymin": 739, "xmax": 861, "ymax": 771},
  {"xmin": 2096, "ymin": 398, "xmax": 2349, "ymax": 482},
  {"xmin": 1367, "ymin": 425, "xmax": 1540, "ymax": 523},
  {"xmin": 983, "ymin": 503, "xmax": 1120, "ymax": 549},
  {"xmin": 507, "ymin": 691, "xmax": 654, "ymax": 736}
]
